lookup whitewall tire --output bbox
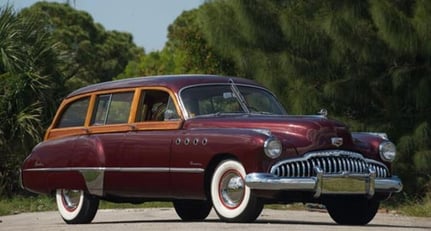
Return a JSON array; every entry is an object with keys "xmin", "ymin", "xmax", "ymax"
[
  {"xmin": 210, "ymin": 159, "xmax": 263, "ymax": 222},
  {"xmin": 56, "ymin": 189, "xmax": 99, "ymax": 224}
]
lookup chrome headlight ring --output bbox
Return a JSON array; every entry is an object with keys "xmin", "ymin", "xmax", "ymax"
[
  {"xmin": 264, "ymin": 137, "xmax": 282, "ymax": 159},
  {"xmin": 379, "ymin": 141, "xmax": 396, "ymax": 162}
]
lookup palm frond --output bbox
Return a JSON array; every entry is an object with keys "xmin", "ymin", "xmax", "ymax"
[{"xmin": 14, "ymin": 101, "xmax": 43, "ymax": 143}]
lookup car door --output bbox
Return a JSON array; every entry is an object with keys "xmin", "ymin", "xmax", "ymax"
[
  {"xmin": 85, "ymin": 91, "xmax": 135, "ymax": 196},
  {"xmin": 104, "ymin": 89, "xmax": 182, "ymax": 197}
]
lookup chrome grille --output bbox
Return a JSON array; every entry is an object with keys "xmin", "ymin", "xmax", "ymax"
[{"xmin": 271, "ymin": 150, "xmax": 390, "ymax": 178}]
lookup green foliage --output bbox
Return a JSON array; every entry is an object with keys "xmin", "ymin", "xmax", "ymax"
[
  {"xmin": 370, "ymin": 0, "xmax": 418, "ymax": 55},
  {"xmin": 413, "ymin": 0, "xmax": 431, "ymax": 55},
  {"xmin": 117, "ymin": 8, "xmax": 238, "ymax": 79},
  {"xmin": 396, "ymin": 122, "xmax": 431, "ymax": 195},
  {"xmin": 117, "ymin": 51, "xmax": 176, "ymax": 78},
  {"xmin": 20, "ymin": 2, "xmax": 142, "ymax": 89},
  {"xmin": 0, "ymin": 2, "xmax": 141, "ymax": 197},
  {"xmin": 166, "ymin": 9, "xmax": 238, "ymax": 75},
  {"xmin": 0, "ymin": 5, "xmax": 64, "ymax": 197},
  {"xmin": 198, "ymin": 0, "xmax": 431, "ymax": 197},
  {"xmin": 0, "ymin": 195, "xmax": 56, "ymax": 216},
  {"xmin": 384, "ymin": 192, "xmax": 431, "ymax": 217}
]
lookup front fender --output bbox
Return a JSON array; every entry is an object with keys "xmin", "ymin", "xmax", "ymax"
[
  {"xmin": 173, "ymin": 127, "xmax": 273, "ymax": 172},
  {"xmin": 351, "ymin": 132, "xmax": 389, "ymax": 161}
]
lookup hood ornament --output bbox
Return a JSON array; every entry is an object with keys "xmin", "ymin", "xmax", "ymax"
[{"xmin": 331, "ymin": 137, "xmax": 343, "ymax": 147}]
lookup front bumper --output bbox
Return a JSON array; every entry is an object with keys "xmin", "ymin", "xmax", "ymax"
[{"xmin": 245, "ymin": 167, "xmax": 402, "ymax": 198}]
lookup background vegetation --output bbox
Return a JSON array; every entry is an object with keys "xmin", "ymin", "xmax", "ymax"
[{"xmin": 0, "ymin": 0, "xmax": 430, "ymax": 212}]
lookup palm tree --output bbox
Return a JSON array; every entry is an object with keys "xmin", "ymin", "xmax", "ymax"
[{"xmin": 0, "ymin": 5, "xmax": 60, "ymax": 196}]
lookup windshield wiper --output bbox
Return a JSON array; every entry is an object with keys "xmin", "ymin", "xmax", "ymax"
[
  {"xmin": 194, "ymin": 112, "xmax": 245, "ymax": 118},
  {"xmin": 229, "ymin": 78, "xmax": 250, "ymax": 113}
]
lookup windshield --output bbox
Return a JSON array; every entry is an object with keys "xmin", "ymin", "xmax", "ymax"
[{"xmin": 180, "ymin": 85, "xmax": 286, "ymax": 117}]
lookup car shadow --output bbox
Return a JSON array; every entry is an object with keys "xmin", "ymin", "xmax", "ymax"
[
  {"xmin": 255, "ymin": 219, "xmax": 431, "ymax": 229},
  {"xmin": 92, "ymin": 218, "xmax": 430, "ymax": 229}
]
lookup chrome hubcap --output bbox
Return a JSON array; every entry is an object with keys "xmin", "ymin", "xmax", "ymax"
[
  {"xmin": 61, "ymin": 189, "xmax": 81, "ymax": 211},
  {"xmin": 220, "ymin": 171, "xmax": 245, "ymax": 208}
]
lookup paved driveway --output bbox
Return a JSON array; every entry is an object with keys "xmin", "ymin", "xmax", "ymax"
[{"xmin": 1, "ymin": 208, "xmax": 430, "ymax": 231}]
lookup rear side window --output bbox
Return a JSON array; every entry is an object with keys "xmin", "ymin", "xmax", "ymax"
[
  {"xmin": 56, "ymin": 97, "xmax": 90, "ymax": 128},
  {"xmin": 91, "ymin": 92, "xmax": 134, "ymax": 125}
]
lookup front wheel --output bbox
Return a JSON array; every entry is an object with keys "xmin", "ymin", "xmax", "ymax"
[
  {"xmin": 325, "ymin": 197, "xmax": 380, "ymax": 225},
  {"xmin": 56, "ymin": 189, "xmax": 99, "ymax": 224},
  {"xmin": 210, "ymin": 159, "xmax": 263, "ymax": 222}
]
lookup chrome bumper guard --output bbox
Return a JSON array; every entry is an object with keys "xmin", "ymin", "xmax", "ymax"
[{"xmin": 245, "ymin": 167, "xmax": 402, "ymax": 198}]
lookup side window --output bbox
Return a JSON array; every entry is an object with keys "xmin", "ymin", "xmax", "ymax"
[
  {"xmin": 91, "ymin": 92, "xmax": 134, "ymax": 125},
  {"xmin": 136, "ymin": 90, "xmax": 179, "ymax": 122},
  {"xmin": 56, "ymin": 97, "xmax": 90, "ymax": 128}
]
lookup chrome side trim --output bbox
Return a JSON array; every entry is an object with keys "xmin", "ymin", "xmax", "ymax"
[
  {"xmin": 23, "ymin": 167, "xmax": 204, "ymax": 173},
  {"xmin": 170, "ymin": 168, "xmax": 205, "ymax": 173},
  {"xmin": 23, "ymin": 167, "xmax": 204, "ymax": 197},
  {"xmin": 354, "ymin": 132, "xmax": 388, "ymax": 140},
  {"xmin": 19, "ymin": 169, "xmax": 24, "ymax": 189},
  {"xmin": 79, "ymin": 169, "xmax": 104, "ymax": 196}
]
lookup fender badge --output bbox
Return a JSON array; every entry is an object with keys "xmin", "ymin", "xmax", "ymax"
[{"xmin": 331, "ymin": 137, "xmax": 343, "ymax": 147}]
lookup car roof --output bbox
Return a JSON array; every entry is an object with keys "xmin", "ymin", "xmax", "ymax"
[{"xmin": 66, "ymin": 74, "xmax": 260, "ymax": 98}]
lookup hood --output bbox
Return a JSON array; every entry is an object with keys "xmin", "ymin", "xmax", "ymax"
[{"xmin": 183, "ymin": 114, "xmax": 354, "ymax": 155}]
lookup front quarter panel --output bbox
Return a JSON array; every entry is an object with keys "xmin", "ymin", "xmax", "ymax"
[
  {"xmin": 170, "ymin": 128, "xmax": 271, "ymax": 199},
  {"xmin": 351, "ymin": 132, "xmax": 390, "ymax": 162}
]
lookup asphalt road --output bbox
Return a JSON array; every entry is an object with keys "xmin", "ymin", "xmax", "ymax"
[{"xmin": 1, "ymin": 208, "xmax": 430, "ymax": 231}]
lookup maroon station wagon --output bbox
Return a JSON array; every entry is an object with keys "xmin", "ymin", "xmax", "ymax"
[{"xmin": 21, "ymin": 75, "xmax": 402, "ymax": 225}]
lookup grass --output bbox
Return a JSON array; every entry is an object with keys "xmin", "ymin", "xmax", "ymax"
[
  {"xmin": 1, "ymin": 195, "xmax": 430, "ymax": 217},
  {"xmin": 383, "ymin": 194, "xmax": 431, "ymax": 217},
  {"xmin": 99, "ymin": 201, "xmax": 172, "ymax": 210},
  {"xmin": 0, "ymin": 195, "xmax": 171, "ymax": 216},
  {"xmin": 0, "ymin": 195, "xmax": 56, "ymax": 216},
  {"xmin": 265, "ymin": 203, "xmax": 306, "ymax": 210}
]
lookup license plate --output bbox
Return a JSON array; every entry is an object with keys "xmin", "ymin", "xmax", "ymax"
[{"xmin": 320, "ymin": 175, "xmax": 370, "ymax": 194}]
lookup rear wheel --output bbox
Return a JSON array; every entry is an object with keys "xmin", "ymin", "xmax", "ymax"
[
  {"xmin": 56, "ymin": 189, "xmax": 99, "ymax": 224},
  {"xmin": 210, "ymin": 159, "xmax": 263, "ymax": 222},
  {"xmin": 173, "ymin": 199, "xmax": 212, "ymax": 221},
  {"xmin": 325, "ymin": 197, "xmax": 380, "ymax": 225}
]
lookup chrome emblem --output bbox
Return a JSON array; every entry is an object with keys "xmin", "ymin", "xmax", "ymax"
[{"xmin": 331, "ymin": 137, "xmax": 343, "ymax": 147}]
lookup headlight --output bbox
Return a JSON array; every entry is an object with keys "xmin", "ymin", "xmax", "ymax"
[
  {"xmin": 264, "ymin": 137, "xmax": 282, "ymax": 159},
  {"xmin": 379, "ymin": 141, "xmax": 396, "ymax": 162}
]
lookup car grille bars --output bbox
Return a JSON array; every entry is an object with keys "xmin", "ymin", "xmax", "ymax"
[{"xmin": 271, "ymin": 150, "xmax": 389, "ymax": 178}]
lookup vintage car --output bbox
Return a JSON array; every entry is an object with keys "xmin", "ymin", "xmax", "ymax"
[{"xmin": 21, "ymin": 75, "xmax": 402, "ymax": 225}]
